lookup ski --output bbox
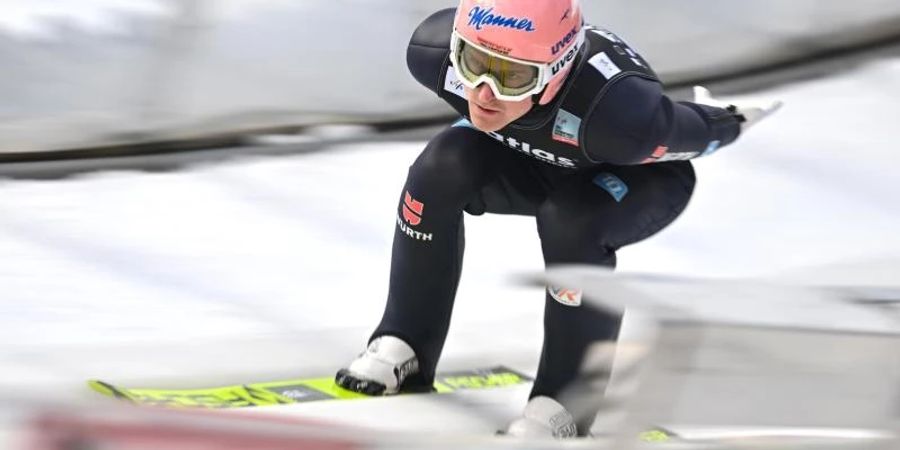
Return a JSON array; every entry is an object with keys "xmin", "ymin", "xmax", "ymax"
[{"xmin": 88, "ymin": 366, "xmax": 532, "ymax": 408}]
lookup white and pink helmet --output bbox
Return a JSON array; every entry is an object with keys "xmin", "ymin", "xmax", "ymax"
[{"xmin": 452, "ymin": 0, "xmax": 585, "ymax": 104}]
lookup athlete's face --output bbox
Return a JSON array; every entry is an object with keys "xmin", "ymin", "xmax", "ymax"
[{"xmin": 465, "ymin": 84, "xmax": 533, "ymax": 132}]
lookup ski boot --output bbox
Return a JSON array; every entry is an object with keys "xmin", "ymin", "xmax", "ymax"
[
  {"xmin": 335, "ymin": 335, "xmax": 423, "ymax": 395},
  {"xmin": 501, "ymin": 396, "xmax": 578, "ymax": 438}
]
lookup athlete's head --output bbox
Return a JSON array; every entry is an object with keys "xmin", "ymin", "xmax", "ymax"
[{"xmin": 451, "ymin": 0, "xmax": 585, "ymax": 131}]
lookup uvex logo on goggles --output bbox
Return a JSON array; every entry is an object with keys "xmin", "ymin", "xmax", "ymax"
[
  {"xmin": 550, "ymin": 36, "xmax": 582, "ymax": 76},
  {"xmin": 468, "ymin": 6, "xmax": 536, "ymax": 32}
]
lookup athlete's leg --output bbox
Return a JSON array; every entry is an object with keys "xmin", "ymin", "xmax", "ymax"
[
  {"xmin": 531, "ymin": 161, "xmax": 696, "ymax": 432},
  {"xmin": 370, "ymin": 124, "xmax": 521, "ymax": 383}
]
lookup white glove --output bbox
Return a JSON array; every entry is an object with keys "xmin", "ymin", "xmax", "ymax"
[{"xmin": 693, "ymin": 86, "xmax": 783, "ymax": 133}]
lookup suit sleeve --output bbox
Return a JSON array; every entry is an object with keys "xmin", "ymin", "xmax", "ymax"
[
  {"xmin": 406, "ymin": 8, "xmax": 455, "ymax": 95},
  {"xmin": 582, "ymin": 76, "xmax": 742, "ymax": 165}
]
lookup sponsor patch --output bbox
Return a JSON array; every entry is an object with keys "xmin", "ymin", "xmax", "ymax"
[
  {"xmin": 588, "ymin": 52, "xmax": 621, "ymax": 79},
  {"xmin": 549, "ymin": 286, "xmax": 582, "ymax": 307},
  {"xmin": 444, "ymin": 68, "xmax": 467, "ymax": 100},
  {"xmin": 402, "ymin": 191, "xmax": 424, "ymax": 226},
  {"xmin": 702, "ymin": 140, "xmax": 721, "ymax": 156},
  {"xmin": 552, "ymin": 109, "xmax": 581, "ymax": 146},
  {"xmin": 266, "ymin": 384, "xmax": 332, "ymax": 402},
  {"xmin": 477, "ymin": 37, "xmax": 512, "ymax": 55},
  {"xmin": 486, "ymin": 131, "xmax": 577, "ymax": 168},
  {"xmin": 640, "ymin": 145, "xmax": 667, "ymax": 163},
  {"xmin": 593, "ymin": 173, "xmax": 629, "ymax": 202},
  {"xmin": 589, "ymin": 28, "xmax": 621, "ymax": 43},
  {"xmin": 397, "ymin": 215, "xmax": 433, "ymax": 242},
  {"xmin": 640, "ymin": 145, "xmax": 698, "ymax": 164},
  {"xmin": 656, "ymin": 151, "xmax": 699, "ymax": 162},
  {"xmin": 397, "ymin": 192, "xmax": 432, "ymax": 242},
  {"xmin": 468, "ymin": 6, "xmax": 535, "ymax": 32}
]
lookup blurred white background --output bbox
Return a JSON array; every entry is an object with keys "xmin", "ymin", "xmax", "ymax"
[{"xmin": 2, "ymin": 0, "xmax": 900, "ymax": 152}]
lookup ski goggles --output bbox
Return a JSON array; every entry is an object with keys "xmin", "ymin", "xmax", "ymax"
[{"xmin": 449, "ymin": 30, "xmax": 584, "ymax": 102}]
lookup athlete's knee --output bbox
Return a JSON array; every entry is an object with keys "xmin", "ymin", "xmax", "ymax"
[
  {"xmin": 408, "ymin": 127, "xmax": 492, "ymax": 199},
  {"xmin": 536, "ymin": 188, "xmax": 596, "ymax": 240},
  {"xmin": 536, "ymin": 195, "xmax": 613, "ymax": 265}
]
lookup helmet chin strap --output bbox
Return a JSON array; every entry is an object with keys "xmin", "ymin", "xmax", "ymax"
[{"xmin": 531, "ymin": 85, "xmax": 548, "ymax": 105}]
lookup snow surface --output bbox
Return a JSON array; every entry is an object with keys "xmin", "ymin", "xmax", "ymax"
[{"xmin": 0, "ymin": 55, "xmax": 899, "ymax": 440}]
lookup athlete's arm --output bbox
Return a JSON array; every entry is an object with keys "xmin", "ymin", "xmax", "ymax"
[
  {"xmin": 582, "ymin": 76, "xmax": 742, "ymax": 165},
  {"xmin": 406, "ymin": 8, "xmax": 455, "ymax": 96}
]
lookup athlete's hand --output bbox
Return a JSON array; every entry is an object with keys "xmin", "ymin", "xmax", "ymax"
[{"xmin": 693, "ymin": 86, "xmax": 783, "ymax": 133}]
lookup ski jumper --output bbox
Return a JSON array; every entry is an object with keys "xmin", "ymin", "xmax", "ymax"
[{"xmin": 373, "ymin": 7, "xmax": 742, "ymax": 414}]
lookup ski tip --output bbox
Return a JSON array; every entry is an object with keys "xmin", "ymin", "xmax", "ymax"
[
  {"xmin": 87, "ymin": 379, "xmax": 137, "ymax": 403},
  {"xmin": 87, "ymin": 379, "xmax": 112, "ymax": 395},
  {"xmin": 639, "ymin": 429, "xmax": 673, "ymax": 442}
]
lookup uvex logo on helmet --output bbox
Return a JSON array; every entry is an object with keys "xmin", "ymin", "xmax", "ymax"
[
  {"xmin": 468, "ymin": 6, "xmax": 536, "ymax": 32},
  {"xmin": 551, "ymin": 26, "xmax": 579, "ymax": 55}
]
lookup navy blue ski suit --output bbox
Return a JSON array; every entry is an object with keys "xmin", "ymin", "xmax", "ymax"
[{"xmin": 371, "ymin": 8, "xmax": 742, "ymax": 430}]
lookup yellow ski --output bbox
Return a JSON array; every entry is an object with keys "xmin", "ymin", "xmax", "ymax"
[{"xmin": 88, "ymin": 366, "xmax": 532, "ymax": 409}]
